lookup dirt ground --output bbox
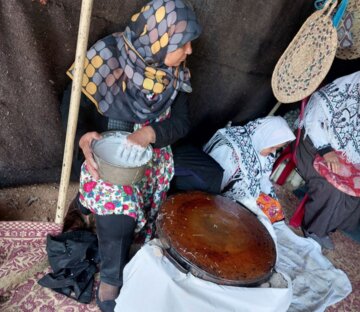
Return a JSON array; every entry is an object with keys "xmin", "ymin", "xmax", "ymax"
[
  {"xmin": 0, "ymin": 182, "xmax": 79, "ymax": 222},
  {"xmin": 0, "ymin": 182, "xmax": 296, "ymax": 223},
  {"xmin": 0, "ymin": 181, "xmax": 302, "ymax": 229}
]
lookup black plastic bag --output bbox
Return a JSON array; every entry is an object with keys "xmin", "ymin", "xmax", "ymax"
[{"xmin": 38, "ymin": 230, "xmax": 100, "ymax": 304}]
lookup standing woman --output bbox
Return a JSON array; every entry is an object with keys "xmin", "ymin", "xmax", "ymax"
[
  {"xmin": 296, "ymin": 71, "xmax": 360, "ymax": 250},
  {"xmin": 63, "ymin": 1, "xmax": 201, "ymax": 310}
]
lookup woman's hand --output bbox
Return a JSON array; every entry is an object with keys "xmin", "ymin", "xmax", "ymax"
[
  {"xmin": 323, "ymin": 151, "xmax": 340, "ymax": 174},
  {"xmin": 79, "ymin": 131, "xmax": 102, "ymax": 180},
  {"xmin": 127, "ymin": 126, "xmax": 156, "ymax": 147}
]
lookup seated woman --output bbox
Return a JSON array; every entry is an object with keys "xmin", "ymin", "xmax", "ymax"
[
  {"xmin": 203, "ymin": 116, "xmax": 295, "ymax": 223},
  {"xmin": 296, "ymin": 71, "xmax": 360, "ymax": 250}
]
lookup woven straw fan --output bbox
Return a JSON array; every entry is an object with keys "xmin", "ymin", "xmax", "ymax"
[{"xmin": 271, "ymin": 0, "xmax": 338, "ymax": 104}]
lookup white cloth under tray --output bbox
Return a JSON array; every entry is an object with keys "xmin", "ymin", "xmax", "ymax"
[
  {"xmin": 115, "ymin": 222, "xmax": 351, "ymax": 312},
  {"xmin": 273, "ymin": 222, "xmax": 352, "ymax": 312},
  {"xmin": 115, "ymin": 240, "xmax": 292, "ymax": 312}
]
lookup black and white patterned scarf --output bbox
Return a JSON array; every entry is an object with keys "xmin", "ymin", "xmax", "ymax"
[
  {"xmin": 204, "ymin": 117, "xmax": 295, "ymax": 203},
  {"xmin": 303, "ymin": 71, "xmax": 360, "ymax": 164}
]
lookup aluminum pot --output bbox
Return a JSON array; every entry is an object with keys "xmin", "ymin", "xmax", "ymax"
[{"xmin": 91, "ymin": 131, "xmax": 153, "ymax": 185}]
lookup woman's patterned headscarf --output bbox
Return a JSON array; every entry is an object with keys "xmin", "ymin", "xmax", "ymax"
[
  {"xmin": 204, "ymin": 117, "xmax": 295, "ymax": 202},
  {"xmin": 67, "ymin": 0, "xmax": 201, "ymax": 123},
  {"xmin": 303, "ymin": 71, "xmax": 360, "ymax": 164}
]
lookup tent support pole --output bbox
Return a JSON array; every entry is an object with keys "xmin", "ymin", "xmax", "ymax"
[{"xmin": 55, "ymin": 0, "xmax": 93, "ymax": 224}]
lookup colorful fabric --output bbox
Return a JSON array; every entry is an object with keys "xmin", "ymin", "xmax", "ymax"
[
  {"xmin": 79, "ymin": 126, "xmax": 174, "ymax": 236},
  {"xmin": 256, "ymin": 193, "xmax": 285, "ymax": 223},
  {"xmin": 302, "ymin": 71, "xmax": 360, "ymax": 164},
  {"xmin": 203, "ymin": 116, "xmax": 295, "ymax": 205},
  {"xmin": 313, "ymin": 150, "xmax": 360, "ymax": 197},
  {"xmin": 67, "ymin": 0, "xmax": 201, "ymax": 123}
]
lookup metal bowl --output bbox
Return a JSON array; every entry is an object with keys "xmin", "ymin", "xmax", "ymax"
[{"xmin": 92, "ymin": 131, "xmax": 153, "ymax": 185}]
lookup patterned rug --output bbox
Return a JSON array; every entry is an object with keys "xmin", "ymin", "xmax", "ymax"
[
  {"xmin": 275, "ymin": 185, "xmax": 360, "ymax": 312},
  {"xmin": 0, "ymin": 221, "xmax": 100, "ymax": 312}
]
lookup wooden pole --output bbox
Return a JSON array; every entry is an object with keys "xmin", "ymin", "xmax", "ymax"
[
  {"xmin": 55, "ymin": 0, "xmax": 94, "ymax": 224},
  {"xmin": 268, "ymin": 101, "xmax": 282, "ymax": 116}
]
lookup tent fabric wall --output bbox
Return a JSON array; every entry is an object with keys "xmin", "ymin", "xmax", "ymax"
[{"xmin": 0, "ymin": 0, "xmax": 317, "ymax": 186}]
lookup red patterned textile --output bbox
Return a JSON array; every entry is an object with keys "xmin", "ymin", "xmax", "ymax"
[
  {"xmin": 0, "ymin": 221, "xmax": 99, "ymax": 311},
  {"xmin": 314, "ymin": 151, "xmax": 360, "ymax": 197}
]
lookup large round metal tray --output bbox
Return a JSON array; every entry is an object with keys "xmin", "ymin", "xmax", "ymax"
[{"xmin": 156, "ymin": 191, "xmax": 276, "ymax": 286}]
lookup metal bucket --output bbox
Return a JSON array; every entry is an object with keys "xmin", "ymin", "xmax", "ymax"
[{"xmin": 92, "ymin": 131, "xmax": 153, "ymax": 185}]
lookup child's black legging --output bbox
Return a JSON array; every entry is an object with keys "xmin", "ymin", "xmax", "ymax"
[{"xmin": 94, "ymin": 214, "xmax": 136, "ymax": 287}]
